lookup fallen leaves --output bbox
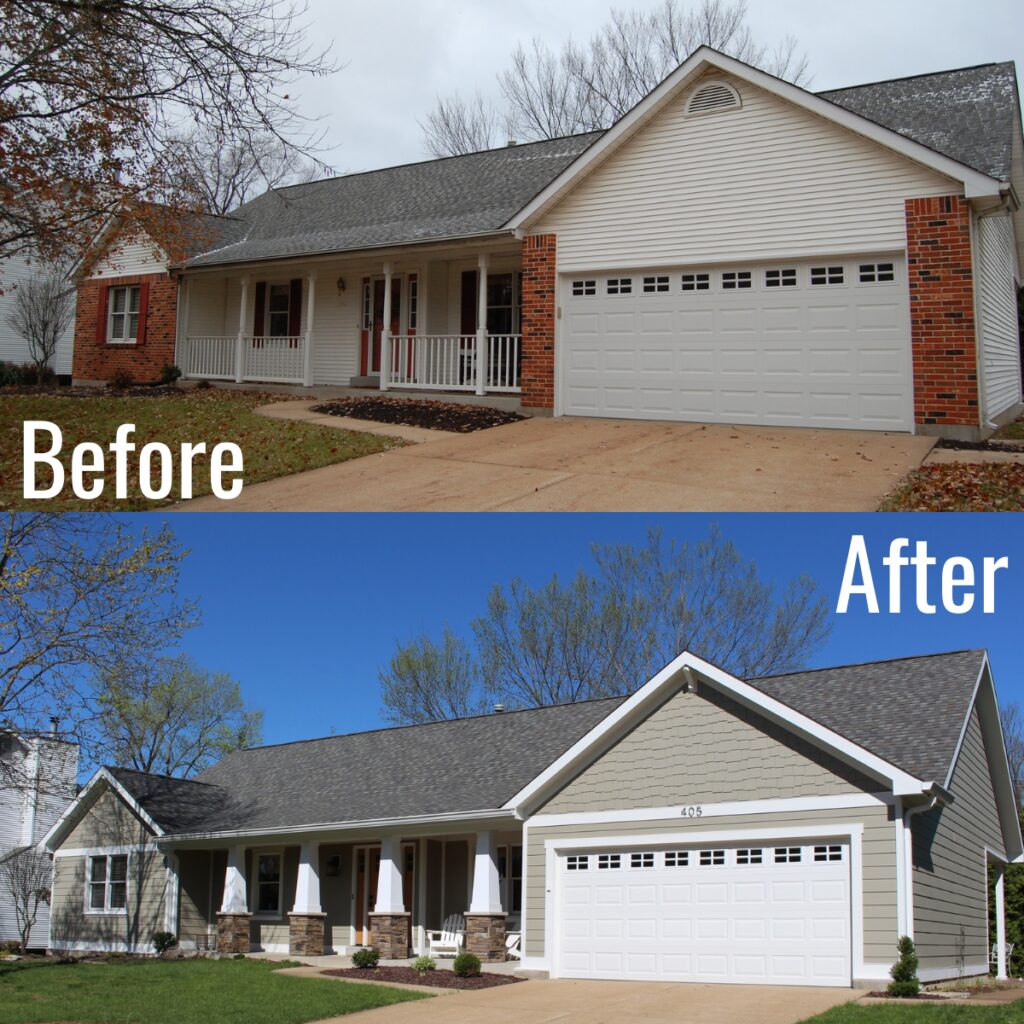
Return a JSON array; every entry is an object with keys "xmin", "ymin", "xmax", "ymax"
[
  {"xmin": 313, "ymin": 396, "xmax": 525, "ymax": 433},
  {"xmin": 880, "ymin": 463, "xmax": 1024, "ymax": 511}
]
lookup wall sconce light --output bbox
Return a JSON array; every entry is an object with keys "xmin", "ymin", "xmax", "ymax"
[{"xmin": 336, "ymin": 277, "xmax": 347, "ymax": 295}]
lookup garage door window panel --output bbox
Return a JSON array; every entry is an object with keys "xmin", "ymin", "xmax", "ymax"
[
  {"xmin": 765, "ymin": 269, "xmax": 798, "ymax": 287},
  {"xmin": 607, "ymin": 278, "xmax": 633, "ymax": 295},
  {"xmin": 597, "ymin": 853, "xmax": 621, "ymax": 869},
  {"xmin": 722, "ymin": 271, "xmax": 753, "ymax": 289},
  {"xmin": 858, "ymin": 262, "xmax": 896, "ymax": 284},
  {"xmin": 572, "ymin": 280, "xmax": 596, "ymax": 296},
  {"xmin": 643, "ymin": 275, "xmax": 670, "ymax": 293},
  {"xmin": 774, "ymin": 847, "xmax": 803, "ymax": 863},
  {"xmin": 681, "ymin": 273, "xmax": 710, "ymax": 291},
  {"xmin": 699, "ymin": 849, "xmax": 725, "ymax": 866},
  {"xmin": 810, "ymin": 266, "xmax": 845, "ymax": 286}
]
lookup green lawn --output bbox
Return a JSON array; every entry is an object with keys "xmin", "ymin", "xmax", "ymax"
[
  {"xmin": 1, "ymin": 389, "xmax": 399, "ymax": 510},
  {"xmin": 802, "ymin": 1000, "xmax": 1024, "ymax": 1024},
  {"xmin": 0, "ymin": 958, "xmax": 429, "ymax": 1024}
]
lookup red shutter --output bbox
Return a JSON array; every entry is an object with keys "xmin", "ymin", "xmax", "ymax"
[
  {"xmin": 288, "ymin": 278, "xmax": 303, "ymax": 337},
  {"xmin": 253, "ymin": 282, "xmax": 266, "ymax": 337},
  {"xmin": 136, "ymin": 283, "xmax": 150, "ymax": 343},
  {"xmin": 95, "ymin": 284, "xmax": 110, "ymax": 344},
  {"xmin": 460, "ymin": 270, "xmax": 478, "ymax": 334}
]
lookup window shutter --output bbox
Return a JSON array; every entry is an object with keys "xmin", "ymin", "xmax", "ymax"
[
  {"xmin": 289, "ymin": 279, "xmax": 303, "ymax": 336},
  {"xmin": 95, "ymin": 284, "xmax": 110, "ymax": 343},
  {"xmin": 253, "ymin": 282, "xmax": 266, "ymax": 337},
  {"xmin": 136, "ymin": 283, "xmax": 150, "ymax": 342},
  {"xmin": 460, "ymin": 270, "xmax": 478, "ymax": 335}
]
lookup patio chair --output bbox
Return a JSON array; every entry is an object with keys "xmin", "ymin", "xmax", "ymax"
[
  {"xmin": 426, "ymin": 914, "xmax": 465, "ymax": 958},
  {"xmin": 505, "ymin": 932, "xmax": 522, "ymax": 960},
  {"xmin": 990, "ymin": 941, "xmax": 1015, "ymax": 966}
]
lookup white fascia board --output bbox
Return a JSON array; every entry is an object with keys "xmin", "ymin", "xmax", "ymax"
[
  {"xmin": 504, "ymin": 651, "xmax": 929, "ymax": 816},
  {"xmin": 506, "ymin": 47, "xmax": 1001, "ymax": 231}
]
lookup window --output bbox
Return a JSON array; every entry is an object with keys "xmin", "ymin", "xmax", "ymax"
[
  {"xmin": 681, "ymin": 273, "xmax": 710, "ymax": 292},
  {"xmin": 267, "ymin": 284, "xmax": 292, "ymax": 337},
  {"xmin": 814, "ymin": 845, "xmax": 844, "ymax": 862},
  {"xmin": 810, "ymin": 266, "xmax": 844, "ymax": 286},
  {"xmin": 408, "ymin": 276, "xmax": 419, "ymax": 330},
  {"xmin": 775, "ymin": 847, "xmax": 802, "ymax": 863},
  {"xmin": 107, "ymin": 286, "xmax": 141, "ymax": 344},
  {"xmin": 664, "ymin": 850, "xmax": 689, "ymax": 867},
  {"xmin": 722, "ymin": 271, "xmax": 752, "ymax": 289},
  {"xmin": 498, "ymin": 845, "xmax": 523, "ymax": 912},
  {"xmin": 566, "ymin": 855, "xmax": 589, "ymax": 871},
  {"xmin": 630, "ymin": 852, "xmax": 655, "ymax": 868},
  {"xmin": 643, "ymin": 276, "xmax": 670, "ymax": 293},
  {"xmin": 699, "ymin": 849, "xmax": 725, "ymax": 866},
  {"xmin": 736, "ymin": 848, "xmax": 763, "ymax": 865},
  {"xmin": 362, "ymin": 280, "xmax": 372, "ymax": 330},
  {"xmin": 859, "ymin": 262, "xmax": 895, "ymax": 283},
  {"xmin": 87, "ymin": 854, "xmax": 128, "ymax": 912},
  {"xmin": 597, "ymin": 853, "xmax": 621, "ymax": 870},
  {"xmin": 572, "ymin": 280, "xmax": 597, "ymax": 297},
  {"xmin": 255, "ymin": 852, "xmax": 282, "ymax": 915},
  {"xmin": 487, "ymin": 273, "xmax": 522, "ymax": 335},
  {"xmin": 765, "ymin": 269, "xmax": 797, "ymax": 287},
  {"xmin": 607, "ymin": 278, "xmax": 632, "ymax": 295}
]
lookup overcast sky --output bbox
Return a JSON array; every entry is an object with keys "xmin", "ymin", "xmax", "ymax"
[{"xmin": 292, "ymin": 0, "xmax": 1024, "ymax": 173}]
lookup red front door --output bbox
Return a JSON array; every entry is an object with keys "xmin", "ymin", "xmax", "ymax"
[{"xmin": 368, "ymin": 279, "xmax": 402, "ymax": 374}]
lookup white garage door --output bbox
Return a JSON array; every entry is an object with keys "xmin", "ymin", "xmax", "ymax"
[
  {"xmin": 560, "ymin": 257, "xmax": 911, "ymax": 430},
  {"xmin": 556, "ymin": 841, "xmax": 851, "ymax": 986}
]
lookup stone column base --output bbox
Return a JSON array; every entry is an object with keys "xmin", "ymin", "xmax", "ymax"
[
  {"xmin": 368, "ymin": 912, "xmax": 411, "ymax": 959},
  {"xmin": 216, "ymin": 912, "xmax": 252, "ymax": 954},
  {"xmin": 465, "ymin": 913, "xmax": 507, "ymax": 962},
  {"xmin": 289, "ymin": 912, "xmax": 327, "ymax": 956}
]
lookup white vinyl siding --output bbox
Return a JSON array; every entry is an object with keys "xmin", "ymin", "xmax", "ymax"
[
  {"xmin": 535, "ymin": 72, "xmax": 957, "ymax": 271},
  {"xmin": 88, "ymin": 235, "xmax": 167, "ymax": 279},
  {"xmin": 0, "ymin": 253, "xmax": 75, "ymax": 374},
  {"xmin": 977, "ymin": 213, "xmax": 1022, "ymax": 422}
]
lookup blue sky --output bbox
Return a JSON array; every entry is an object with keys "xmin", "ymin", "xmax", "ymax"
[{"xmin": 122, "ymin": 514, "xmax": 1024, "ymax": 747}]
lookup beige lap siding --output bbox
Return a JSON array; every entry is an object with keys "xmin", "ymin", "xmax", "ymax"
[
  {"xmin": 177, "ymin": 850, "xmax": 216, "ymax": 944},
  {"xmin": 912, "ymin": 706, "xmax": 1006, "ymax": 974},
  {"xmin": 524, "ymin": 804, "xmax": 898, "ymax": 968}
]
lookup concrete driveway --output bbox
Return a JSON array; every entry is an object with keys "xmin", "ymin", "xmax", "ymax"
[
  {"xmin": 308, "ymin": 977, "xmax": 859, "ymax": 1024},
  {"xmin": 183, "ymin": 413, "xmax": 934, "ymax": 512}
]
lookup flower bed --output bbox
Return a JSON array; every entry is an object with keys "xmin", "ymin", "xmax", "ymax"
[{"xmin": 322, "ymin": 966, "xmax": 525, "ymax": 990}]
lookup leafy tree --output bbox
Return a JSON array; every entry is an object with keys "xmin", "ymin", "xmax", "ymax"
[
  {"xmin": 1000, "ymin": 702, "xmax": 1023, "ymax": 811},
  {"xmin": 93, "ymin": 654, "xmax": 262, "ymax": 777},
  {"xmin": 3, "ymin": 265, "xmax": 75, "ymax": 372},
  {"xmin": 379, "ymin": 527, "xmax": 830, "ymax": 723},
  {"xmin": 0, "ymin": 847, "xmax": 52, "ymax": 953}
]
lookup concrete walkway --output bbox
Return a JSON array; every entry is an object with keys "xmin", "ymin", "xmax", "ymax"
[{"xmin": 182, "ymin": 406, "xmax": 933, "ymax": 512}]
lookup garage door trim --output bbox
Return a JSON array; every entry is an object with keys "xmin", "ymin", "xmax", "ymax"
[{"xmin": 542, "ymin": 823, "xmax": 865, "ymax": 984}]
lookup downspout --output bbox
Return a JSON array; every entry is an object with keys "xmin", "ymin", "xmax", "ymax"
[{"xmin": 902, "ymin": 793, "xmax": 942, "ymax": 940}]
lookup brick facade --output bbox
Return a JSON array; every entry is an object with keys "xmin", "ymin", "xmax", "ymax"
[
  {"xmin": 73, "ymin": 272, "xmax": 179, "ymax": 384},
  {"xmin": 905, "ymin": 196, "xmax": 981, "ymax": 434},
  {"xmin": 521, "ymin": 233, "xmax": 557, "ymax": 409},
  {"xmin": 216, "ymin": 913, "xmax": 252, "ymax": 954},
  {"xmin": 368, "ymin": 912, "xmax": 410, "ymax": 959},
  {"xmin": 464, "ymin": 913, "xmax": 507, "ymax": 963},
  {"xmin": 288, "ymin": 912, "xmax": 327, "ymax": 956}
]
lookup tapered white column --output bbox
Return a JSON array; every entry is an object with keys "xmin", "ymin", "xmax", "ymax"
[
  {"xmin": 292, "ymin": 842, "xmax": 322, "ymax": 914},
  {"xmin": 469, "ymin": 830, "xmax": 503, "ymax": 914},
  {"xmin": 476, "ymin": 254, "xmax": 488, "ymax": 396},
  {"xmin": 380, "ymin": 263, "xmax": 393, "ymax": 392},
  {"xmin": 375, "ymin": 835, "xmax": 405, "ymax": 913},
  {"xmin": 995, "ymin": 862, "xmax": 1008, "ymax": 979},
  {"xmin": 303, "ymin": 274, "xmax": 316, "ymax": 387},
  {"xmin": 235, "ymin": 277, "xmax": 249, "ymax": 384},
  {"xmin": 221, "ymin": 846, "xmax": 248, "ymax": 913}
]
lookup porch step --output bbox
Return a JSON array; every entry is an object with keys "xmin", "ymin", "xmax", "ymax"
[{"xmin": 348, "ymin": 376, "xmax": 380, "ymax": 388}]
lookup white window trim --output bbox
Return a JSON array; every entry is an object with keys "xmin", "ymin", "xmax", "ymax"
[
  {"xmin": 106, "ymin": 285, "xmax": 141, "ymax": 346},
  {"xmin": 251, "ymin": 847, "xmax": 285, "ymax": 919},
  {"xmin": 84, "ymin": 851, "xmax": 130, "ymax": 916}
]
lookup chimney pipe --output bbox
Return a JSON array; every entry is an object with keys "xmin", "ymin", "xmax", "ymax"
[
  {"xmin": 493, "ymin": 703, "xmax": 506, "ymax": 714},
  {"xmin": 49, "ymin": 716, "xmax": 59, "ymax": 736}
]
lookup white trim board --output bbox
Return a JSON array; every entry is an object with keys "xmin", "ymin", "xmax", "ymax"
[
  {"xmin": 51, "ymin": 939, "xmax": 157, "ymax": 955},
  {"xmin": 54, "ymin": 844, "xmax": 162, "ymax": 859}
]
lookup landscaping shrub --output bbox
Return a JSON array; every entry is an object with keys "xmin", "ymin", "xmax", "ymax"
[
  {"xmin": 152, "ymin": 931, "xmax": 178, "ymax": 955},
  {"xmin": 159, "ymin": 364, "xmax": 182, "ymax": 385},
  {"xmin": 0, "ymin": 939, "xmax": 22, "ymax": 955},
  {"xmin": 351, "ymin": 947, "xmax": 381, "ymax": 969},
  {"xmin": 887, "ymin": 935, "xmax": 921, "ymax": 998},
  {"xmin": 0, "ymin": 361, "xmax": 55, "ymax": 386},
  {"xmin": 412, "ymin": 956, "xmax": 436, "ymax": 974},
  {"xmin": 0, "ymin": 361, "xmax": 22, "ymax": 386},
  {"xmin": 452, "ymin": 952, "xmax": 481, "ymax": 977},
  {"xmin": 108, "ymin": 369, "xmax": 135, "ymax": 390}
]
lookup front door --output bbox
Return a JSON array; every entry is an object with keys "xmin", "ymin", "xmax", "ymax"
[
  {"xmin": 369, "ymin": 278, "xmax": 403, "ymax": 374},
  {"xmin": 354, "ymin": 846, "xmax": 381, "ymax": 945}
]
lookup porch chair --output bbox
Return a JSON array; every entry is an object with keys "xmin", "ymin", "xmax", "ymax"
[
  {"xmin": 426, "ymin": 914, "xmax": 465, "ymax": 958},
  {"xmin": 990, "ymin": 942, "xmax": 1015, "ymax": 967},
  {"xmin": 505, "ymin": 932, "xmax": 522, "ymax": 960}
]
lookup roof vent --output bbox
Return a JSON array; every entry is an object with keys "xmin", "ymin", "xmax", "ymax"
[
  {"xmin": 493, "ymin": 703, "xmax": 506, "ymax": 714},
  {"xmin": 506, "ymin": 139, "xmax": 518, "ymax": 147},
  {"xmin": 685, "ymin": 80, "xmax": 741, "ymax": 116}
]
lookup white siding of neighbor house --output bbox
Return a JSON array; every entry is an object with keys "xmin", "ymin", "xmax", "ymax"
[
  {"xmin": 88, "ymin": 234, "xmax": 167, "ymax": 280},
  {"xmin": 977, "ymin": 212, "xmax": 1023, "ymax": 423},
  {"xmin": 0, "ymin": 253, "xmax": 76, "ymax": 374},
  {"xmin": 533, "ymin": 71, "xmax": 959, "ymax": 271}
]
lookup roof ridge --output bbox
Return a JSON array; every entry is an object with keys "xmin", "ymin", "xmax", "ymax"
[
  {"xmin": 750, "ymin": 648, "xmax": 983, "ymax": 682},
  {"xmin": 819, "ymin": 61, "xmax": 1013, "ymax": 96}
]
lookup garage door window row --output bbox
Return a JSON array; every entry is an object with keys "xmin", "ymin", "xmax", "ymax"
[{"xmin": 564, "ymin": 843, "xmax": 846, "ymax": 872}]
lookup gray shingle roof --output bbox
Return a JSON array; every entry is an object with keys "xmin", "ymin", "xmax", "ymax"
[
  {"xmin": 819, "ymin": 62, "xmax": 1018, "ymax": 181},
  {"xmin": 106, "ymin": 767, "xmax": 232, "ymax": 834},
  {"xmin": 183, "ymin": 134, "xmax": 602, "ymax": 269}
]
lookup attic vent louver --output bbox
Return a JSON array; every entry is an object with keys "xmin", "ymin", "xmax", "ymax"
[{"xmin": 686, "ymin": 81, "xmax": 741, "ymax": 115}]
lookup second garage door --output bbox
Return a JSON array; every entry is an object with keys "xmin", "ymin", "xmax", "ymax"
[
  {"xmin": 560, "ymin": 257, "xmax": 911, "ymax": 431},
  {"xmin": 556, "ymin": 841, "xmax": 852, "ymax": 986}
]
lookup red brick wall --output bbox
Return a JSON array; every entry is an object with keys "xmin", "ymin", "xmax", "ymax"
[
  {"xmin": 905, "ymin": 196, "xmax": 980, "ymax": 429},
  {"xmin": 72, "ymin": 272, "xmax": 179, "ymax": 383},
  {"xmin": 521, "ymin": 233, "xmax": 557, "ymax": 409}
]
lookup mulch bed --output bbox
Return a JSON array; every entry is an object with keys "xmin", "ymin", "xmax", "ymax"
[
  {"xmin": 312, "ymin": 396, "xmax": 525, "ymax": 433},
  {"xmin": 936, "ymin": 438, "xmax": 1024, "ymax": 454},
  {"xmin": 322, "ymin": 966, "xmax": 524, "ymax": 990},
  {"xmin": 880, "ymin": 463, "xmax": 1024, "ymax": 511}
]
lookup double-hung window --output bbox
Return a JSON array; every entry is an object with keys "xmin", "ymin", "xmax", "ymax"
[
  {"xmin": 498, "ymin": 844, "xmax": 523, "ymax": 913},
  {"xmin": 108, "ymin": 286, "xmax": 141, "ymax": 344},
  {"xmin": 255, "ymin": 851, "xmax": 283, "ymax": 916},
  {"xmin": 87, "ymin": 854, "xmax": 128, "ymax": 912},
  {"xmin": 267, "ymin": 285, "xmax": 292, "ymax": 338}
]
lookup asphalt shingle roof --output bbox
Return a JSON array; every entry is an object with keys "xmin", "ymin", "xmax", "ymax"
[{"xmin": 106, "ymin": 767, "xmax": 232, "ymax": 834}]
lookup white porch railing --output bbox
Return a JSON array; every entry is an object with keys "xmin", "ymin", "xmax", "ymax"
[
  {"xmin": 180, "ymin": 336, "xmax": 236, "ymax": 381},
  {"xmin": 387, "ymin": 335, "xmax": 522, "ymax": 394},
  {"xmin": 243, "ymin": 336, "xmax": 304, "ymax": 384},
  {"xmin": 182, "ymin": 336, "xmax": 306, "ymax": 385}
]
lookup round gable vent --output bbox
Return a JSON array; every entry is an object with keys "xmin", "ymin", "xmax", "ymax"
[{"xmin": 686, "ymin": 80, "xmax": 741, "ymax": 115}]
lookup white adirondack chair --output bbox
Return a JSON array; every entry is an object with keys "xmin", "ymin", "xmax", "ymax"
[
  {"xmin": 505, "ymin": 932, "xmax": 522, "ymax": 960},
  {"xmin": 990, "ymin": 941, "xmax": 1015, "ymax": 967},
  {"xmin": 427, "ymin": 914, "xmax": 465, "ymax": 958}
]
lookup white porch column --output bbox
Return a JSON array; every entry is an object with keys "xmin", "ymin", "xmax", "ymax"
[
  {"xmin": 995, "ymin": 862, "xmax": 1008, "ymax": 979},
  {"xmin": 475, "ymin": 254, "xmax": 488, "ymax": 396},
  {"xmin": 235, "ymin": 277, "xmax": 249, "ymax": 384},
  {"xmin": 176, "ymin": 277, "xmax": 191, "ymax": 371},
  {"xmin": 292, "ymin": 842, "xmax": 322, "ymax": 914},
  {"xmin": 220, "ymin": 846, "xmax": 248, "ymax": 913},
  {"xmin": 303, "ymin": 273, "xmax": 316, "ymax": 387},
  {"xmin": 469, "ymin": 830, "xmax": 503, "ymax": 914},
  {"xmin": 380, "ymin": 263, "xmax": 393, "ymax": 392},
  {"xmin": 375, "ymin": 835, "xmax": 405, "ymax": 913},
  {"xmin": 163, "ymin": 854, "xmax": 180, "ymax": 936}
]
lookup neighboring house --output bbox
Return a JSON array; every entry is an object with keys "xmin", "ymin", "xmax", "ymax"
[
  {"xmin": 0, "ymin": 253, "xmax": 75, "ymax": 376},
  {"xmin": 1, "ymin": 729, "xmax": 79, "ymax": 947},
  {"xmin": 41, "ymin": 649, "xmax": 1021, "ymax": 989},
  {"xmin": 71, "ymin": 49, "xmax": 1024, "ymax": 440}
]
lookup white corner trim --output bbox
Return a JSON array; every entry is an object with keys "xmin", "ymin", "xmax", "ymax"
[
  {"xmin": 516, "ymin": 956, "xmax": 550, "ymax": 972},
  {"xmin": 54, "ymin": 844, "xmax": 162, "ymax": 859}
]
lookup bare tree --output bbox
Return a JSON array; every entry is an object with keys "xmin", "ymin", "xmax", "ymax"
[
  {"xmin": 421, "ymin": 93, "xmax": 505, "ymax": 159},
  {"xmin": 423, "ymin": 0, "xmax": 810, "ymax": 156},
  {"xmin": 0, "ymin": 848, "xmax": 52, "ymax": 953},
  {"xmin": 4, "ymin": 267, "xmax": 74, "ymax": 372},
  {"xmin": 1001, "ymin": 702, "xmax": 1024, "ymax": 812}
]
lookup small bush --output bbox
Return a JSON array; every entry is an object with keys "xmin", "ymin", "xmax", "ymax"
[
  {"xmin": 412, "ymin": 955, "xmax": 436, "ymax": 974},
  {"xmin": 452, "ymin": 952, "xmax": 481, "ymax": 977},
  {"xmin": 351, "ymin": 947, "xmax": 380, "ymax": 969},
  {"xmin": 887, "ymin": 935, "xmax": 921, "ymax": 998},
  {"xmin": 152, "ymin": 931, "xmax": 178, "ymax": 955},
  {"xmin": 194, "ymin": 378, "xmax": 212, "ymax": 390},
  {"xmin": 0, "ymin": 939, "xmax": 21, "ymax": 955},
  {"xmin": 108, "ymin": 369, "xmax": 134, "ymax": 390},
  {"xmin": 0, "ymin": 362, "xmax": 55, "ymax": 386},
  {"xmin": 159, "ymin": 364, "xmax": 182, "ymax": 385}
]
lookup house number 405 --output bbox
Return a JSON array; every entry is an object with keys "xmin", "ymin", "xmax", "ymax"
[{"xmin": 680, "ymin": 805, "xmax": 703, "ymax": 818}]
